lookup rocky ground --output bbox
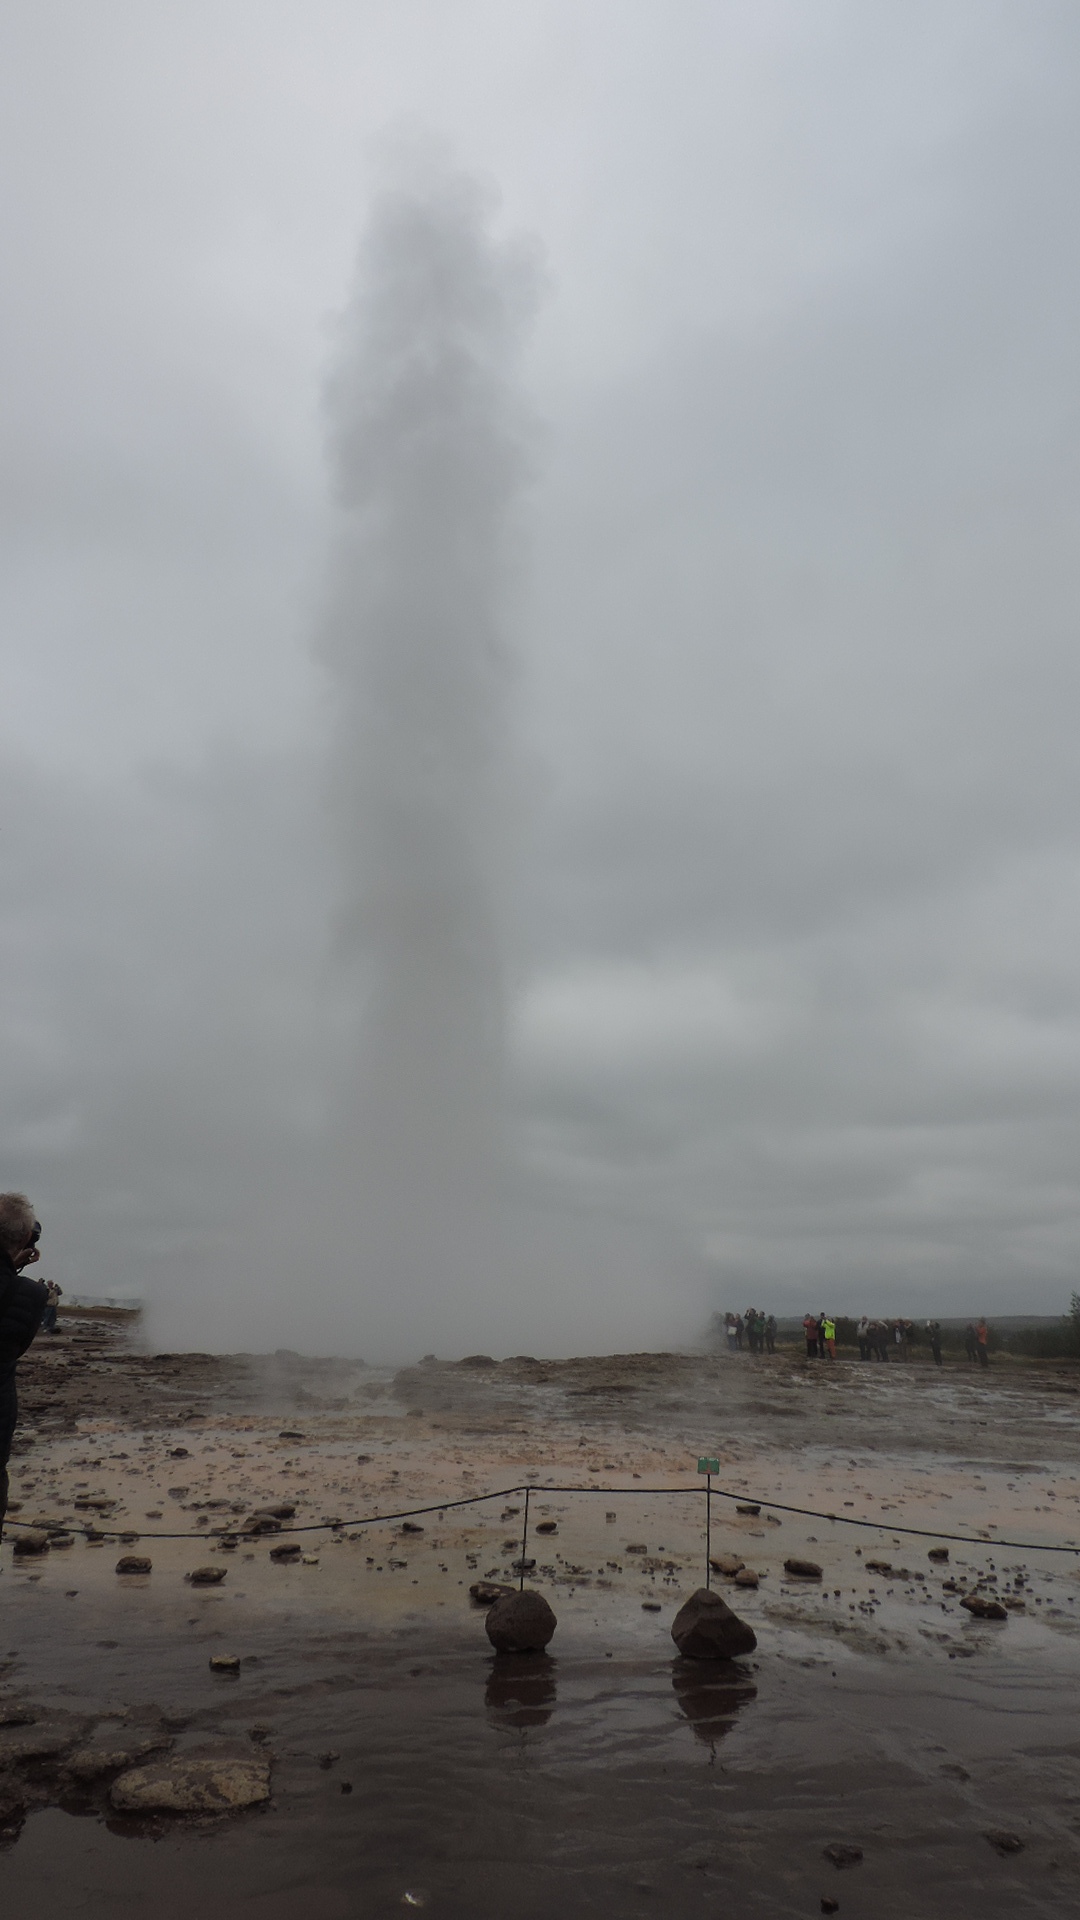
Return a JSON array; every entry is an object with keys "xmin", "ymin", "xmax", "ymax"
[{"xmin": 3, "ymin": 1317, "xmax": 1080, "ymax": 1916}]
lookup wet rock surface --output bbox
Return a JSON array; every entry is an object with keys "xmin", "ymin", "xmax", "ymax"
[
  {"xmin": 109, "ymin": 1743, "xmax": 271, "ymax": 1814},
  {"xmin": 670, "ymin": 1587, "xmax": 757, "ymax": 1659}
]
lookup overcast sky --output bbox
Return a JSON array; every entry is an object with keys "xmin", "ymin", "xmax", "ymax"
[{"xmin": 3, "ymin": 2, "xmax": 1080, "ymax": 1354}]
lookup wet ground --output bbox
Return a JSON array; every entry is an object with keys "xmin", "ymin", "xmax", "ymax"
[{"xmin": 2, "ymin": 1322, "xmax": 1080, "ymax": 1915}]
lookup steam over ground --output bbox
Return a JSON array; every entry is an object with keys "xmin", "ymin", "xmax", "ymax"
[{"xmin": 3, "ymin": 7, "xmax": 1080, "ymax": 1353}]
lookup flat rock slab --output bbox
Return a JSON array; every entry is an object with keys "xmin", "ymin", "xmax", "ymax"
[
  {"xmin": 66, "ymin": 1737, "xmax": 174, "ymax": 1782},
  {"xmin": 671, "ymin": 1587, "xmax": 757, "ymax": 1659},
  {"xmin": 12, "ymin": 1531, "xmax": 50, "ymax": 1556},
  {"xmin": 709, "ymin": 1554, "xmax": 745, "ymax": 1576},
  {"xmin": 485, "ymin": 1590, "xmax": 557, "ymax": 1653},
  {"xmin": 110, "ymin": 1743, "xmax": 270, "ymax": 1815}
]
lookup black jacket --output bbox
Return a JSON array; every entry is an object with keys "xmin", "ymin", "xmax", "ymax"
[{"xmin": 0, "ymin": 1248, "xmax": 47, "ymax": 1366}]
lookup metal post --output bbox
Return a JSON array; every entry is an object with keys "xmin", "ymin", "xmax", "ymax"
[
  {"xmin": 519, "ymin": 1484, "xmax": 530, "ymax": 1591},
  {"xmin": 705, "ymin": 1473, "xmax": 711, "ymax": 1589}
]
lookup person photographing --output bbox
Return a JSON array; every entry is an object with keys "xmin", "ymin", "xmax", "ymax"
[{"xmin": 0, "ymin": 1194, "xmax": 48, "ymax": 1537}]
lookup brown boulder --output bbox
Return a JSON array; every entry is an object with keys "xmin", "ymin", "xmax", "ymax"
[
  {"xmin": 960, "ymin": 1593, "xmax": 1008, "ymax": 1621},
  {"xmin": 115, "ymin": 1556, "xmax": 152, "ymax": 1575},
  {"xmin": 485, "ymin": 1589, "xmax": 557, "ymax": 1653},
  {"xmin": 670, "ymin": 1587, "xmax": 757, "ymax": 1659},
  {"xmin": 187, "ymin": 1566, "xmax": 227, "ymax": 1586},
  {"xmin": 708, "ymin": 1553, "xmax": 744, "ymax": 1576},
  {"xmin": 784, "ymin": 1557, "xmax": 822, "ymax": 1579}
]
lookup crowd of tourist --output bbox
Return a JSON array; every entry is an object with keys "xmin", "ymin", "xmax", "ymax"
[{"xmin": 720, "ymin": 1309, "xmax": 992, "ymax": 1364}]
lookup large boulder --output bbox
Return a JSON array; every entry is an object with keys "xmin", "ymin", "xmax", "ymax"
[
  {"xmin": 670, "ymin": 1587, "xmax": 757, "ymax": 1660},
  {"xmin": 485, "ymin": 1589, "xmax": 557, "ymax": 1653},
  {"xmin": 109, "ymin": 1743, "xmax": 270, "ymax": 1814}
]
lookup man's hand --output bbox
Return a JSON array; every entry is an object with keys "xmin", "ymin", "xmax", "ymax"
[{"xmin": 15, "ymin": 1246, "xmax": 40, "ymax": 1270}]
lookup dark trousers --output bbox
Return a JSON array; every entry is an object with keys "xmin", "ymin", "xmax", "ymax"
[{"xmin": 0, "ymin": 1362, "xmax": 17, "ymax": 1535}]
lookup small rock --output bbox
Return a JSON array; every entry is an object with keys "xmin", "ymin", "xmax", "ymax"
[
  {"xmin": 115, "ymin": 1556, "xmax": 152, "ymax": 1575},
  {"xmin": 469, "ymin": 1580, "xmax": 514, "ymax": 1605},
  {"xmin": 400, "ymin": 1521, "xmax": 424, "ymax": 1534},
  {"xmin": 865, "ymin": 1559, "xmax": 892, "ymax": 1575},
  {"xmin": 535, "ymin": 1521, "xmax": 558, "ymax": 1535},
  {"xmin": 485, "ymin": 1589, "xmax": 557, "ymax": 1653},
  {"xmin": 735, "ymin": 1503, "xmax": 761, "ymax": 1516},
  {"xmin": 209, "ymin": 1655, "xmax": 241, "ymax": 1673},
  {"xmin": 641, "ymin": 1601, "xmax": 662, "ymax": 1612},
  {"xmin": 268, "ymin": 1544, "xmax": 301, "ymax": 1563},
  {"xmin": 785, "ymin": 1558, "xmax": 823, "ymax": 1580},
  {"xmin": 278, "ymin": 1431, "xmax": 305, "ymax": 1441},
  {"xmin": 960, "ymin": 1594, "xmax": 1008, "ymax": 1621},
  {"xmin": 110, "ymin": 1742, "xmax": 270, "ymax": 1813},
  {"xmin": 317, "ymin": 1751, "xmax": 339, "ymax": 1769},
  {"xmin": 12, "ymin": 1530, "xmax": 49, "ymax": 1557},
  {"xmin": 670, "ymin": 1587, "xmax": 757, "ymax": 1659},
  {"xmin": 928, "ymin": 1547, "xmax": 949, "ymax": 1562},
  {"xmin": 625, "ymin": 1543, "xmax": 648, "ymax": 1554},
  {"xmin": 708, "ymin": 1553, "xmax": 745, "ymax": 1576},
  {"xmin": 734, "ymin": 1567, "xmax": 760, "ymax": 1588},
  {"xmin": 188, "ymin": 1566, "xmax": 227, "ymax": 1586},
  {"xmin": 984, "ymin": 1829, "xmax": 1024, "ymax": 1854},
  {"xmin": 823, "ymin": 1844, "xmax": 863, "ymax": 1869}
]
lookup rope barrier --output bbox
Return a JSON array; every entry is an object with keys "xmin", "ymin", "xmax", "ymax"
[{"xmin": 5, "ymin": 1479, "xmax": 1080, "ymax": 1555}]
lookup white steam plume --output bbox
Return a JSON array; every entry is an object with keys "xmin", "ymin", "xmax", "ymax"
[{"xmin": 317, "ymin": 171, "xmax": 539, "ymax": 1355}]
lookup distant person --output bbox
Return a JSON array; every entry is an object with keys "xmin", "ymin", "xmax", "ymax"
[
  {"xmin": 816, "ymin": 1314, "xmax": 826, "ymax": 1359},
  {"xmin": 964, "ymin": 1322, "xmax": 978, "ymax": 1364},
  {"xmin": 823, "ymin": 1315, "xmax": 836, "ymax": 1360},
  {"xmin": 893, "ymin": 1320, "xmax": 907, "ymax": 1361},
  {"xmin": 40, "ymin": 1281, "xmax": 62, "ymax": 1334},
  {"xmin": 927, "ymin": 1320, "xmax": 943, "ymax": 1366},
  {"xmin": 733, "ymin": 1312, "xmax": 744, "ymax": 1351},
  {"xmin": 724, "ymin": 1312, "xmax": 739, "ymax": 1354},
  {"xmin": 765, "ymin": 1313, "xmax": 777, "ymax": 1355},
  {"xmin": 0, "ymin": 1195, "xmax": 48, "ymax": 1536},
  {"xmin": 857, "ymin": 1316, "xmax": 870, "ymax": 1361},
  {"xmin": 976, "ymin": 1317, "xmax": 989, "ymax": 1367},
  {"xmin": 803, "ymin": 1312, "xmax": 818, "ymax": 1359}
]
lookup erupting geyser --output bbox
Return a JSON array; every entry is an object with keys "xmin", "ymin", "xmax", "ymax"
[{"xmin": 319, "ymin": 170, "xmax": 539, "ymax": 1348}]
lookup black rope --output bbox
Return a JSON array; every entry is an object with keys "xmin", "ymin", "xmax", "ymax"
[{"xmin": 5, "ymin": 1479, "xmax": 1080, "ymax": 1555}]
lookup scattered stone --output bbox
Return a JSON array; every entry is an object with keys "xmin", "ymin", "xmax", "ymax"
[
  {"xmin": 708, "ymin": 1553, "xmax": 745, "ymax": 1576},
  {"xmin": 865, "ymin": 1559, "xmax": 892, "ymax": 1575},
  {"xmin": 169, "ymin": 1447, "xmax": 190, "ymax": 1458},
  {"xmin": 12, "ymin": 1530, "xmax": 49, "ymax": 1557},
  {"xmin": 187, "ymin": 1566, "xmax": 227, "ymax": 1586},
  {"xmin": 110, "ymin": 1742, "xmax": 270, "ymax": 1814},
  {"xmin": 735, "ymin": 1503, "xmax": 761, "ymax": 1516},
  {"xmin": 318, "ymin": 1751, "xmax": 340, "ymax": 1769},
  {"xmin": 984, "ymin": 1829, "xmax": 1024, "ymax": 1854},
  {"xmin": 535, "ymin": 1521, "xmax": 558, "ymax": 1535},
  {"xmin": 641, "ymin": 1601, "xmax": 662, "ymax": 1612},
  {"xmin": 268, "ymin": 1543, "xmax": 301, "ymax": 1562},
  {"xmin": 209, "ymin": 1655, "xmax": 241, "ymax": 1673},
  {"xmin": 625, "ymin": 1543, "xmax": 648, "ymax": 1554},
  {"xmin": 278, "ymin": 1431, "xmax": 305, "ymax": 1440},
  {"xmin": 784, "ymin": 1558, "xmax": 823, "ymax": 1580},
  {"xmin": 115, "ymin": 1556, "xmax": 152, "ymax": 1575},
  {"xmin": 734, "ymin": 1567, "xmax": 760, "ymax": 1588},
  {"xmin": 485, "ymin": 1589, "xmax": 557, "ymax": 1653},
  {"xmin": 469, "ymin": 1580, "xmax": 514, "ymax": 1605},
  {"xmin": 928, "ymin": 1547, "xmax": 949, "ymax": 1562},
  {"xmin": 823, "ymin": 1844, "xmax": 863, "ymax": 1869},
  {"xmin": 960, "ymin": 1594, "xmax": 1008, "ymax": 1621},
  {"xmin": 400, "ymin": 1522, "xmax": 424, "ymax": 1534},
  {"xmin": 670, "ymin": 1587, "xmax": 757, "ymax": 1659}
]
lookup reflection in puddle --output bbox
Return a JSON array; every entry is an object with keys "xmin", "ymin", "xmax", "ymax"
[
  {"xmin": 671, "ymin": 1659, "xmax": 756, "ymax": 1751},
  {"xmin": 485, "ymin": 1654, "xmax": 557, "ymax": 1729}
]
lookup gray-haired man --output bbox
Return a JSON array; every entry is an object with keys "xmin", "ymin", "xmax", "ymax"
[{"xmin": 0, "ymin": 1194, "xmax": 48, "ymax": 1536}]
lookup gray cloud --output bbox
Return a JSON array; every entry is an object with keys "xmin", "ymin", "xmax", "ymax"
[{"xmin": 3, "ymin": 3, "xmax": 1080, "ymax": 1352}]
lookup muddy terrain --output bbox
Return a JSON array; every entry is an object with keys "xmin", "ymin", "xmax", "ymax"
[{"xmin": 2, "ymin": 1320, "xmax": 1080, "ymax": 1917}]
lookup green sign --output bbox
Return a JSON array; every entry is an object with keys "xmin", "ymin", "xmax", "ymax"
[{"xmin": 697, "ymin": 1456, "xmax": 719, "ymax": 1474}]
